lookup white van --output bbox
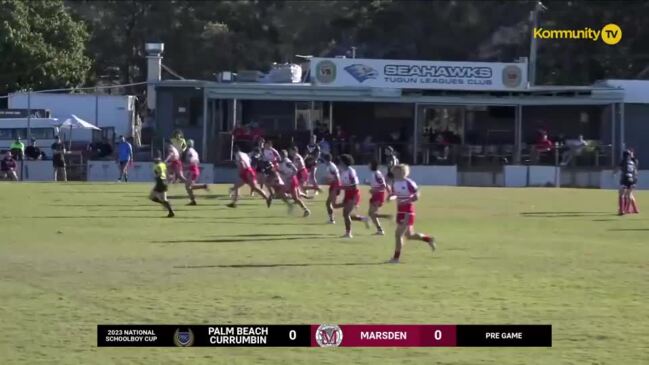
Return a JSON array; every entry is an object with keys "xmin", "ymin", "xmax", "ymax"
[{"xmin": 0, "ymin": 118, "xmax": 61, "ymax": 158}]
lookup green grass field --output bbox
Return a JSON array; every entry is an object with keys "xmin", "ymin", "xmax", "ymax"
[{"xmin": 0, "ymin": 182, "xmax": 647, "ymax": 364}]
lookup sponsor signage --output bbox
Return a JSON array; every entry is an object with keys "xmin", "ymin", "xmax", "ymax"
[{"xmin": 311, "ymin": 57, "xmax": 528, "ymax": 91}]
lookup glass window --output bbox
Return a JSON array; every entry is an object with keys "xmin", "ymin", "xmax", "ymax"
[
  {"xmin": 15, "ymin": 128, "xmax": 27, "ymax": 139},
  {"xmin": 30, "ymin": 128, "xmax": 55, "ymax": 139},
  {"xmin": 0, "ymin": 129, "xmax": 14, "ymax": 140}
]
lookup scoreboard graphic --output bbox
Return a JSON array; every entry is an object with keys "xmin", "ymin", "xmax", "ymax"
[{"xmin": 97, "ymin": 324, "xmax": 552, "ymax": 347}]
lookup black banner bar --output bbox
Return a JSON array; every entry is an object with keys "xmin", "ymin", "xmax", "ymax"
[
  {"xmin": 456, "ymin": 325, "xmax": 552, "ymax": 347},
  {"xmin": 97, "ymin": 325, "xmax": 311, "ymax": 347}
]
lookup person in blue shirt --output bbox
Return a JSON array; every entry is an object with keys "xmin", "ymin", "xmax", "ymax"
[{"xmin": 116, "ymin": 135, "xmax": 133, "ymax": 182}]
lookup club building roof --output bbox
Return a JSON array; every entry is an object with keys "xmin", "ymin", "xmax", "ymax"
[{"xmin": 155, "ymin": 79, "xmax": 626, "ymax": 106}]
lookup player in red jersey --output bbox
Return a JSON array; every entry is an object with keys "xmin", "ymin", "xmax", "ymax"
[
  {"xmin": 227, "ymin": 145, "xmax": 271, "ymax": 208},
  {"xmin": 387, "ymin": 164, "xmax": 436, "ymax": 263},
  {"xmin": 278, "ymin": 150, "xmax": 311, "ymax": 217},
  {"xmin": 366, "ymin": 160, "xmax": 392, "ymax": 235},
  {"xmin": 322, "ymin": 153, "xmax": 341, "ymax": 224},
  {"xmin": 184, "ymin": 139, "xmax": 209, "ymax": 205},
  {"xmin": 334, "ymin": 154, "xmax": 369, "ymax": 238}
]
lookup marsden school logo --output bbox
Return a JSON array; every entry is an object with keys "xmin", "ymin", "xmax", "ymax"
[
  {"xmin": 344, "ymin": 64, "xmax": 379, "ymax": 83},
  {"xmin": 315, "ymin": 324, "xmax": 344, "ymax": 347}
]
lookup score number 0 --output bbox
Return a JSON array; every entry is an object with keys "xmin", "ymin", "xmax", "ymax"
[
  {"xmin": 289, "ymin": 330, "xmax": 297, "ymax": 341},
  {"xmin": 433, "ymin": 329, "xmax": 442, "ymax": 341}
]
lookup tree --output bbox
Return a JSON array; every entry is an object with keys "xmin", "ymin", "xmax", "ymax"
[{"xmin": 0, "ymin": 0, "xmax": 91, "ymax": 95}]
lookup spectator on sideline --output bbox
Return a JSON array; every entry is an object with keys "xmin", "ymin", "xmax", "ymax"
[
  {"xmin": 116, "ymin": 135, "xmax": 134, "ymax": 182},
  {"xmin": 10, "ymin": 137, "xmax": 25, "ymax": 160},
  {"xmin": 51, "ymin": 135, "xmax": 67, "ymax": 182},
  {"xmin": 25, "ymin": 138, "xmax": 43, "ymax": 160},
  {"xmin": 0, "ymin": 151, "xmax": 18, "ymax": 181}
]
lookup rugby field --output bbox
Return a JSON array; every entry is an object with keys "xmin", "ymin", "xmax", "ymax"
[{"xmin": 0, "ymin": 182, "xmax": 647, "ymax": 364}]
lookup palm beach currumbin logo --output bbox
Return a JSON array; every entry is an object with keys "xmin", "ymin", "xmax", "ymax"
[
  {"xmin": 344, "ymin": 64, "xmax": 378, "ymax": 83},
  {"xmin": 173, "ymin": 328, "xmax": 194, "ymax": 347}
]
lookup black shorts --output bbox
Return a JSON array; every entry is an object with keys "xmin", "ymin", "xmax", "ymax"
[
  {"xmin": 53, "ymin": 154, "xmax": 65, "ymax": 168},
  {"xmin": 620, "ymin": 177, "xmax": 637, "ymax": 189},
  {"xmin": 153, "ymin": 178, "xmax": 168, "ymax": 193},
  {"xmin": 119, "ymin": 161, "xmax": 129, "ymax": 169}
]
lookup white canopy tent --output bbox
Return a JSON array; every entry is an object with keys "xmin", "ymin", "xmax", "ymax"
[{"xmin": 59, "ymin": 114, "xmax": 101, "ymax": 149}]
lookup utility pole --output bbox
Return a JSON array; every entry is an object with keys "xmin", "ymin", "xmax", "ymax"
[{"xmin": 528, "ymin": 1, "xmax": 547, "ymax": 87}]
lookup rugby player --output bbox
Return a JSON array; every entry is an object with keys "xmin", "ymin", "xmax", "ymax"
[
  {"xmin": 385, "ymin": 146, "xmax": 399, "ymax": 191},
  {"xmin": 334, "ymin": 154, "xmax": 369, "ymax": 238},
  {"xmin": 165, "ymin": 142, "xmax": 185, "ymax": 183},
  {"xmin": 184, "ymin": 139, "xmax": 209, "ymax": 205},
  {"xmin": 388, "ymin": 164, "xmax": 435, "ymax": 263},
  {"xmin": 367, "ymin": 160, "xmax": 392, "ymax": 235},
  {"xmin": 617, "ymin": 149, "xmax": 639, "ymax": 215},
  {"xmin": 322, "ymin": 153, "xmax": 341, "ymax": 224},
  {"xmin": 149, "ymin": 153, "xmax": 175, "ymax": 218},
  {"xmin": 278, "ymin": 150, "xmax": 311, "ymax": 217},
  {"xmin": 288, "ymin": 146, "xmax": 309, "ymax": 193},
  {"xmin": 227, "ymin": 145, "xmax": 271, "ymax": 208}
]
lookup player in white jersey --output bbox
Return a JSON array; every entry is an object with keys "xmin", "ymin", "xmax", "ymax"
[
  {"xmin": 262, "ymin": 139, "xmax": 281, "ymax": 168},
  {"xmin": 288, "ymin": 146, "xmax": 309, "ymax": 192},
  {"xmin": 227, "ymin": 145, "xmax": 271, "ymax": 208},
  {"xmin": 333, "ymin": 154, "xmax": 369, "ymax": 238},
  {"xmin": 183, "ymin": 139, "xmax": 209, "ymax": 205},
  {"xmin": 387, "ymin": 164, "xmax": 436, "ymax": 263},
  {"xmin": 322, "ymin": 153, "xmax": 341, "ymax": 224},
  {"xmin": 165, "ymin": 143, "xmax": 186, "ymax": 183},
  {"xmin": 366, "ymin": 160, "xmax": 392, "ymax": 235},
  {"xmin": 278, "ymin": 150, "xmax": 311, "ymax": 216}
]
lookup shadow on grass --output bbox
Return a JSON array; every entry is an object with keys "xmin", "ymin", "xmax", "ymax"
[
  {"xmin": 11, "ymin": 215, "xmax": 217, "ymax": 220},
  {"xmin": 174, "ymin": 262, "xmax": 387, "ymax": 269},
  {"xmin": 521, "ymin": 211, "xmax": 615, "ymax": 218},
  {"xmin": 168, "ymin": 194, "xmax": 229, "ymax": 200},
  {"xmin": 154, "ymin": 235, "xmax": 333, "ymax": 244}
]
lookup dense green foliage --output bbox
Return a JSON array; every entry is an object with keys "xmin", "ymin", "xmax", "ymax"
[
  {"xmin": 0, "ymin": 0, "xmax": 91, "ymax": 95},
  {"xmin": 2, "ymin": 0, "xmax": 649, "ymax": 96}
]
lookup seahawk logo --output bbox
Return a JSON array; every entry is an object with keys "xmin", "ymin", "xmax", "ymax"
[{"xmin": 344, "ymin": 64, "xmax": 378, "ymax": 83}]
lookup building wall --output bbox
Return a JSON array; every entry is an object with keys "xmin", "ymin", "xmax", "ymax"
[
  {"xmin": 521, "ymin": 105, "xmax": 608, "ymax": 143},
  {"xmin": 623, "ymin": 103, "xmax": 649, "ymax": 165},
  {"xmin": 156, "ymin": 87, "xmax": 206, "ymax": 153}
]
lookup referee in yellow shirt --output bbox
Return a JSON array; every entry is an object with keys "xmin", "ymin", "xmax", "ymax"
[{"xmin": 149, "ymin": 152, "xmax": 175, "ymax": 217}]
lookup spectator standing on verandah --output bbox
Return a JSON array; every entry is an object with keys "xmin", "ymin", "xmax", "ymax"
[
  {"xmin": 560, "ymin": 134, "xmax": 588, "ymax": 166},
  {"xmin": 25, "ymin": 138, "xmax": 43, "ymax": 160},
  {"xmin": 10, "ymin": 137, "xmax": 25, "ymax": 160},
  {"xmin": 51, "ymin": 136, "xmax": 67, "ymax": 182},
  {"xmin": 532, "ymin": 129, "xmax": 554, "ymax": 164},
  {"xmin": 116, "ymin": 135, "xmax": 134, "ymax": 182}
]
